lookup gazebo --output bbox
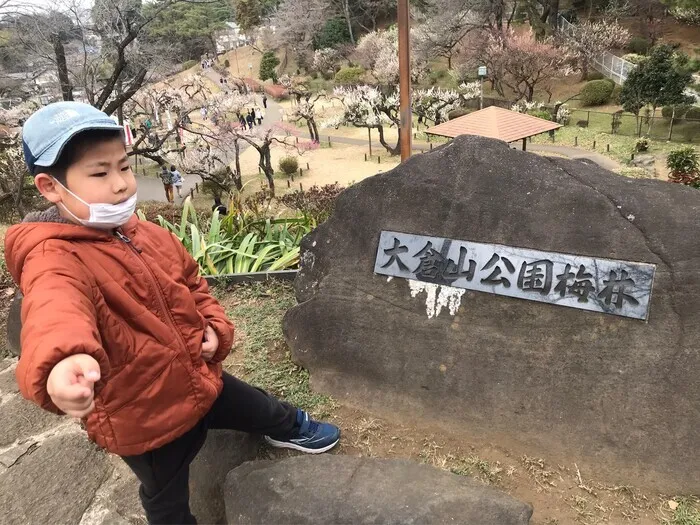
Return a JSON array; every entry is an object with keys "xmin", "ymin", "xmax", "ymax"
[{"xmin": 424, "ymin": 106, "xmax": 562, "ymax": 151}]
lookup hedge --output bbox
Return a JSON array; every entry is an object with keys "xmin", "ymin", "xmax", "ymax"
[{"xmin": 580, "ymin": 79, "xmax": 615, "ymax": 107}]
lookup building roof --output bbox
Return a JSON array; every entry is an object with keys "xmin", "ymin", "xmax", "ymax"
[{"xmin": 425, "ymin": 106, "xmax": 562, "ymax": 142}]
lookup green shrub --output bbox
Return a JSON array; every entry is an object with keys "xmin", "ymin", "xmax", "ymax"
[
  {"xmin": 529, "ymin": 110, "xmax": 552, "ymax": 121},
  {"xmin": 622, "ymin": 53, "xmax": 647, "ymax": 65},
  {"xmin": 334, "ymin": 66, "xmax": 364, "ymax": 85},
  {"xmin": 181, "ymin": 60, "xmax": 197, "ymax": 71},
  {"xmin": 259, "ymin": 51, "xmax": 280, "ymax": 82},
  {"xmin": 278, "ymin": 156, "xmax": 299, "ymax": 176},
  {"xmin": 586, "ymin": 71, "xmax": 605, "ymax": 81},
  {"xmin": 626, "ymin": 36, "xmax": 651, "ymax": 55},
  {"xmin": 667, "ymin": 146, "xmax": 700, "ymax": 187},
  {"xmin": 686, "ymin": 106, "xmax": 700, "ymax": 120},
  {"xmin": 313, "ymin": 17, "xmax": 351, "ymax": 50},
  {"xmin": 224, "ymin": 59, "xmax": 230, "ymax": 68},
  {"xmin": 580, "ymin": 79, "xmax": 615, "ymax": 106},
  {"xmin": 635, "ymin": 138, "xmax": 650, "ymax": 152}
]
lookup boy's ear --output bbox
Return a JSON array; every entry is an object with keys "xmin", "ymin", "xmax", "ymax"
[{"xmin": 34, "ymin": 173, "xmax": 62, "ymax": 204}]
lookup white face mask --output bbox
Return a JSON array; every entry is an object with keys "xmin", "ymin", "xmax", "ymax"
[{"xmin": 55, "ymin": 179, "xmax": 137, "ymax": 230}]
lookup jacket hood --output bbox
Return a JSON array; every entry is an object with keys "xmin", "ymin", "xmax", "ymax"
[{"xmin": 4, "ymin": 206, "xmax": 139, "ymax": 285}]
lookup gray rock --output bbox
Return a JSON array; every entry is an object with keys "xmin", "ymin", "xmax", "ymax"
[
  {"xmin": 190, "ymin": 430, "xmax": 260, "ymax": 524},
  {"xmin": 6, "ymin": 292, "xmax": 21, "ymax": 357},
  {"xmin": 225, "ymin": 455, "xmax": 532, "ymax": 525},
  {"xmin": 0, "ymin": 396, "xmax": 64, "ymax": 447},
  {"xmin": 0, "ymin": 432, "xmax": 111, "ymax": 525},
  {"xmin": 284, "ymin": 136, "xmax": 700, "ymax": 493},
  {"xmin": 0, "ymin": 357, "xmax": 15, "ymax": 372},
  {"xmin": 0, "ymin": 366, "xmax": 19, "ymax": 394},
  {"xmin": 0, "ymin": 440, "xmax": 36, "ymax": 468}
]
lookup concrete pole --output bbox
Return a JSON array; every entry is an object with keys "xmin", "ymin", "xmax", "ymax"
[{"xmin": 397, "ymin": 0, "xmax": 412, "ymax": 162}]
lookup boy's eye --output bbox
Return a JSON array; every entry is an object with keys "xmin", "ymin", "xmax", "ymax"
[
  {"xmin": 121, "ymin": 165, "xmax": 131, "ymax": 172},
  {"xmin": 90, "ymin": 172, "xmax": 108, "ymax": 177}
]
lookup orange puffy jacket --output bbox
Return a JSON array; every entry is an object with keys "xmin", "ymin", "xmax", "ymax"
[{"xmin": 4, "ymin": 208, "xmax": 234, "ymax": 456}]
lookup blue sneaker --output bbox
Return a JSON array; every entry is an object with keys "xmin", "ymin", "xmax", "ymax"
[{"xmin": 264, "ymin": 409, "xmax": 340, "ymax": 454}]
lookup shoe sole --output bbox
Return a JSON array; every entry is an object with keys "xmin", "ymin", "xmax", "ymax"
[{"xmin": 264, "ymin": 436, "xmax": 339, "ymax": 454}]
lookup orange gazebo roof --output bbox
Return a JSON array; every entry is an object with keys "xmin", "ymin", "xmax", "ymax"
[{"xmin": 425, "ymin": 106, "xmax": 561, "ymax": 142}]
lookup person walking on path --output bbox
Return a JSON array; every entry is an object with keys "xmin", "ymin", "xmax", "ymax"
[
  {"xmin": 160, "ymin": 165, "xmax": 174, "ymax": 203},
  {"xmin": 170, "ymin": 165, "xmax": 184, "ymax": 199},
  {"xmin": 238, "ymin": 114, "xmax": 247, "ymax": 130},
  {"xmin": 246, "ymin": 111, "xmax": 254, "ymax": 129},
  {"xmin": 255, "ymin": 107, "xmax": 263, "ymax": 125},
  {"xmin": 262, "ymin": 94, "xmax": 268, "ymax": 109}
]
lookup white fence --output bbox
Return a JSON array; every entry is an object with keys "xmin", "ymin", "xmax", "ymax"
[{"xmin": 557, "ymin": 15, "xmax": 636, "ymax": 85}]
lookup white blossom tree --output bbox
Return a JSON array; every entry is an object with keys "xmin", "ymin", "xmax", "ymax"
[
  {"xmin": 312, "ymin": 48, "xmax": 342, "ymax": 80},
  {"xmin": 280, "ymin": 75, "xmax": 325, "ymax": 142},
  {"xmin": 412, "ymin": 83, "xmax": 481, "ymax": 125},
  {"xmin": 328, "ymin": 85, "xmax": 401, "ymax": 155},
  {"xmin": 354, "ymin": 27, "xmax": 429, "ymax": 86},
  {"xmin": 560, "ymin": 20, "xmax": 631, "ymax": 80}
]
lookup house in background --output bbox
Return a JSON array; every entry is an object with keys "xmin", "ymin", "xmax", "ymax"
[{"xmin": 215, "ymin": 22, "xmax": 249, "ymax": 54}]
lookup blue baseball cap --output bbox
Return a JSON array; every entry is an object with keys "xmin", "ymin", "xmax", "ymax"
[{"xmin": 22, "ymin": 101, "xmax": 123, "ymax": 174}]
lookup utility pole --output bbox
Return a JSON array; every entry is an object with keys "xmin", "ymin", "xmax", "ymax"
[{"xmin": 397, "ymin": 0, "xmax": 412, "ymax": 162}]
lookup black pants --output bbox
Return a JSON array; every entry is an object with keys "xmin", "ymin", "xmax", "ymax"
[{"xmin": 121, "ymin": 372, "xmax": 297, "ymax": 525}]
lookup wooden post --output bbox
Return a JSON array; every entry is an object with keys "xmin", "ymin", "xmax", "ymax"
[
  {"xmin": 607, "ymin": 144, "xmax": 610, "ymax": 152},
  {"xmin": 364, "ymin": 153, "xmax": 367, "ymax": 161},
  {"xmin": 306, "ymin": 162, "xmax": 309, "ymax": 170},
  {"xmin": 378, "ymin": 156, "xmax": 381, "ymax": 164},
  {"xmin": 631, "ymin": 153, "xmax": 635, "ymax": 160},
  {"xmin": 296, "ymin": 136, "xmax": 299, "ymax": 143},
  {"xmin": 300, "ymin": 183, "xmax": 303, "ymax": 191},
  {"xmin": 291, "ymin": 173, "xmax": 295, "ymax": 181},
  {"xmin": 587, "ymin": 111, "xmax": 591, "ymax": 127},
  {"xmin": 575, "ymin": 136, "xmax": 578, "ymax": 147},
  {"xmin": 593, "ymin": 140, "xmax": 596, "ymax": 149},
  {"xmin": 327, "ymin": 136, "xmax": 331, "ymax": 147},
  {"xmin": 299, "ymin": 168, "xmax": 303, "ymax": 176},
  {"xmin": 195, "ymin": 183, "xmax": 199, "ymax": 193},
  {"xmin": 368, "ymin": 128, "xmax": 372, "ymax": 157},
  {"xmin": 190, "ymin": 188, "xmax": 194, "ymax": 199},
  {"xmin": 287, "ymin": 179, "xmax": 290, "ymax": 188},
  {"xmin": 430, "ymin": 143, "xmax": 433, "ymax": 150},
  {"xmin": 522, "ymin": 138, "xmax": 527, "ymax": 151},
  {"xmin": 397, "ymin": 0, "xmax": 412, "ymax": 162}
]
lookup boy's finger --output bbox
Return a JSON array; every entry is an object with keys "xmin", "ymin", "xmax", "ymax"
[{"xmin": 72, "ymin": 355, "xmax": 101, "ymax": 383}]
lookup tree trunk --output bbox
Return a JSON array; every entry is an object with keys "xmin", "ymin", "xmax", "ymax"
[
  {"xmin": 647, "ymin": 106, "xmax": 656, "ymax": 136},
  {"xmin": 260, "ymin": 144, "xmax": 275, "ymax": 195},
  {"xmin": 52, "ymin": 34, "xmax": 73, "ymax": 102},
  {"xmin": 233, "ymin": 139, "xmax": 242, "ymax": 191},
  {"xmin": 343, "ymin": 0, "xmax": 355, "ymax": 45},
  {"xmin": 376, "ymin": 125, "xmax": 401, "ymax": 156},
  {"xmin": 667, "ymin": 106, "xmax": 675, "ymax": 141},
  {"xmin": 310, "ymin": 118, "xmax": 320, "ymax": 142},
  {"xmin": 306, "ymin": 120, "xmax": 314, "ymax": 140},
  {"xmin": 549, "ymin": 0, "xmax": 559, "ymax": 28}
]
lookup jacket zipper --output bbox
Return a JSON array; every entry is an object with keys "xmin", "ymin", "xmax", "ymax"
[{"xmin": 114, "ymin": 230, "xmax": 195, "ymax": 363}]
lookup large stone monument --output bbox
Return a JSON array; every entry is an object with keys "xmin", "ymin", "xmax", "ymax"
[{"xmin": 283, "ymin": 136, "xmax": 700, "ymax": 492}]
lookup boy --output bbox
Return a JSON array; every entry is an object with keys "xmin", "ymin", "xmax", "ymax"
[{"xmin": 5, "ymin": 102, "xmax": 340, "ymax": 525}]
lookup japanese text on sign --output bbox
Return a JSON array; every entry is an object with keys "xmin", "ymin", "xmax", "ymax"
[{"xmin": 374, "ymin": 231, "xmax": 656, "ymax": 320}]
